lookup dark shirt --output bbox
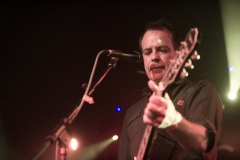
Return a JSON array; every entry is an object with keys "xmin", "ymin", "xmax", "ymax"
[{"xmin": 117, "ymin": 78, "xmax": 222, "ymax": 160}]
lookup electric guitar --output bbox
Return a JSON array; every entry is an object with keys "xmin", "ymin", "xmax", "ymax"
[{"xmin": 134, "ymin": 28, "xmax": 201, "ymax": 160}]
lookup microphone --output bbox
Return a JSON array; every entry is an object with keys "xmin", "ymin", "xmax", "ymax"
[{"xmin": 104, "ymin": 49, "xmax": 142, "ymax": 63}]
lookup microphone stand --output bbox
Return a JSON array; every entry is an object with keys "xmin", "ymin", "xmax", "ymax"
[
  {"xmin": 32, "ymin": 51, "xmax": 118, "ymax": 160},
  {"xmin": 83, "ymin": 57, "xmax": 119, "ymax": 96}
]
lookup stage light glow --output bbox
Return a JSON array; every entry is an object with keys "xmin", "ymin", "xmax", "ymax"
[
  {"xmin": 70, "ymin": 138, "xmax": 78, "ymax": 150},
  {"xmin": 220, "ymin": 0, "xmax": 240, "ymax": 102},
  {"xmin": 228, "ymin": 92, "xmax": 236, "ymax": 100},
  {"xmin": 228, "ymin": 67, "xmax": 234, "ymax": 72},
  {"xmin": 112, "ymin": 135, "xmax": 118, "ymax": 141},
  {"xmin": 69, "ymin": 137, "xmax": 114, "ymax": 160},
  {"xmin": 115, "ymin": 106, "xmax": 122, "ymax": 112}
]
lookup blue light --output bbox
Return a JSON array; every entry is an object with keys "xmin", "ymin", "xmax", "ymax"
[
  {"xmin": 228, "ymin": 67, "xmax": 234, "ymax": 72},
  {"xmin": 115, "ymin": 106, "xmax": 122, "ymax": 112}
]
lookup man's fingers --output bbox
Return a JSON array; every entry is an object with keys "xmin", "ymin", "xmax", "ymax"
[
  {"xmin": 143, "ymin": 114, "xmax": 164, "ymax": 127},
  {"xmin": 148, "ymin": 80, "xmax": 159, "ymax": 93}
]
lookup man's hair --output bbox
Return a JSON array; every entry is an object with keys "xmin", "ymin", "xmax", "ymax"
[{"xmin": 139, "ymin": 18, "xmax": 181, "ymax": 51}]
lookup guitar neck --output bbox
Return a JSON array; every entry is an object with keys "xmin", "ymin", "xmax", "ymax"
[
  {"xmin": 135, "ymin": 125, "xmax": 155, "ymax": 160},
  {"xmin": 135, "ymin": 86, "xmax": 164, "ymax": 160}
]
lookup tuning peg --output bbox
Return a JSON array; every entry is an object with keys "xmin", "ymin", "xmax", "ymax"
[
  {"xmin": 185, "ymin": 59, "xmax": 194, "ymax": 69},
  {"xmin": 191, "ymin": 51, "xmax": 200, "ymax": 60},
  {"xmin": 180, "ymin": 68, "xmax": 189, "ymax": 79}
]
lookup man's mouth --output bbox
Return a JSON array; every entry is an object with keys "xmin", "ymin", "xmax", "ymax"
[{"xmin": 150, "ymin": 65, "xmax": 165, "ymax": 71}]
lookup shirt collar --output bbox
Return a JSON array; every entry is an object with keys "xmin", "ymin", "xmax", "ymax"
[{"xmin": 142, "ymin": 78, "xmax": 186, "ymax": 96}]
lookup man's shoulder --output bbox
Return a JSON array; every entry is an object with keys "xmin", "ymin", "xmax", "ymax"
[
  {"xmin": 127, "ymin": 95, "xmax": 148, "ymax": 114},
  {"xmin": 183, "ymin": 79, "xmax": 216, "ymax": 90},
  {"xmin": 181, "ymin": 79, "xmax": 220, "ymax": 100}
]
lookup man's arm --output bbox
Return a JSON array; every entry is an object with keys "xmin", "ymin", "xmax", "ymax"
[
  {"xmin": 167, "ymin": 117, "xmax": 208, "ymax": 153},
  {"xmin": 143, "ymin": 80, "xmax": 210, "ymax": 154}
]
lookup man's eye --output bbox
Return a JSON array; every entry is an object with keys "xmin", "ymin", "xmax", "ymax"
[
  {"xmin": 143, "ymin": 51, "xmax": 151, "ymax": 55},
  {"xmin": 159, "ymin": 48, "xmax": 169, "ymax": 53}
]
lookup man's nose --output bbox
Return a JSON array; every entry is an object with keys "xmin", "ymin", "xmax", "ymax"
[{"xmin": 151, "ymin": 51, "xmax": 160, "ymax": 62}]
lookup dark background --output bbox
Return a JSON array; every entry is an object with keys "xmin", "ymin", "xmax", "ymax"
[{"xmin": 1, "ymin": 1, "xmax": 240, "ymax": 160}]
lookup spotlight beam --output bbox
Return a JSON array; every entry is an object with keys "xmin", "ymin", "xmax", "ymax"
[
  {"xmin": 220, "ymin": 0, "xmax": 240, "ymax": 100},
  {"xmin": 69, "ymin": 136, "xmax": 117, "ymax": 160}
]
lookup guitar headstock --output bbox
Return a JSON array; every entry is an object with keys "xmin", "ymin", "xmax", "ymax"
[{"xmin": 161, "ymin": 28, "xmax": 201, "ymax": 90}]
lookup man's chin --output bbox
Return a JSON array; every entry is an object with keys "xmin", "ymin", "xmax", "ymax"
[
  {"xmin": 151, "ymin": 76, "xmax": 162, "ymax": 84},
  {"xmin": 151, "ymin": 72, "xmax": 164, "ymax": 81}
]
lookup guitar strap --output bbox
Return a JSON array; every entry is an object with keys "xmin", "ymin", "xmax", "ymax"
[{"xmin": 147, "ymin": 82, "xmax": 192, "ymax": 160}]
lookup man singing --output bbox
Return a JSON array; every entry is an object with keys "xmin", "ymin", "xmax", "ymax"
[{"xmin": 117, "ymin": 19, "xmax": 222, "ymax": 160}]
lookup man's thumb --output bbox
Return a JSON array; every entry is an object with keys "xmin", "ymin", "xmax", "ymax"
[{"xmin": 148, "ymin": 80, "xmax": 159, "ymax": 93}]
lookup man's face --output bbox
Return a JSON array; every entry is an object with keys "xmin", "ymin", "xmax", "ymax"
[{"xmin": 141, "ymin": 29, "xmax": 176, "ymax": 84}]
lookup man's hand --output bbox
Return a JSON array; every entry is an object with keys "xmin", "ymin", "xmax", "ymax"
[
  {"xmin": 143, "ymin": 80, "xmax": 167, "ymax": 127},
  {"xmin": 143, "ymin": 80, "xmax": 182, "ymax": 129}
]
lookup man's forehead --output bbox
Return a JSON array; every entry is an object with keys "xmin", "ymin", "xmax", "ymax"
[{"xmin": 142, "ymin": 29, "xmax": 173, "ymax": 47}]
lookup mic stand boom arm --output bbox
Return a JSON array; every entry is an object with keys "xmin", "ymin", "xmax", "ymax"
[
  {"xmin": 32, "ymin": 50, "xmax": 118, "ymax": 160},
  {"xmin": 83, "ymin": 57, "xmax": 119, "ymax": 96}
]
